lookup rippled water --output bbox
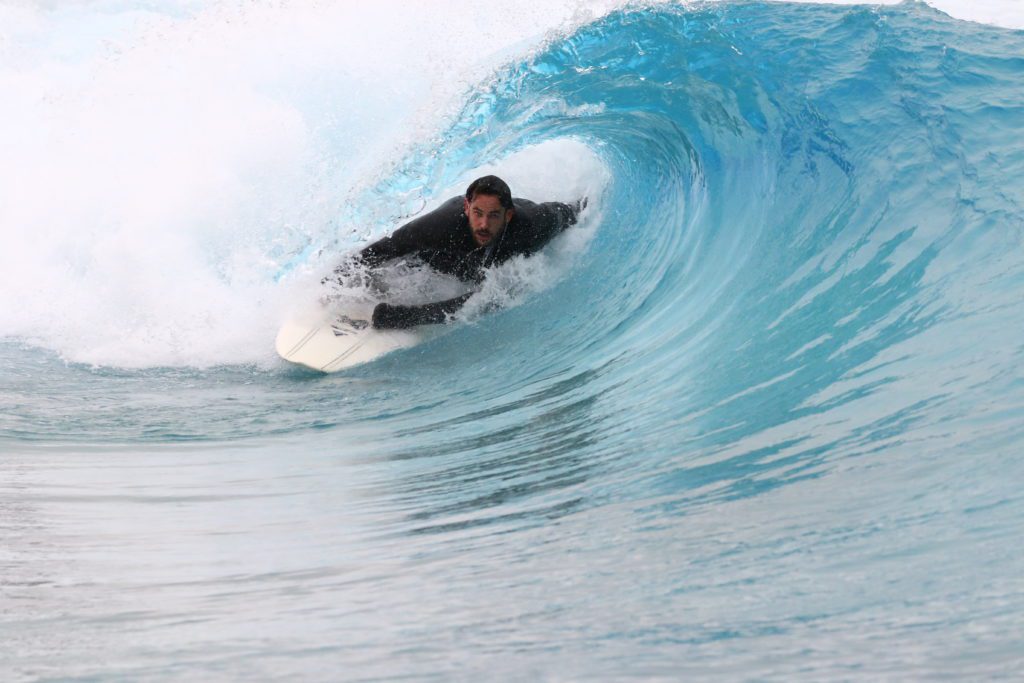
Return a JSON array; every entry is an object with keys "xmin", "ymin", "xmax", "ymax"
[{"xmin": 4, "ymin": 1, "xmax": 1024, "ymax": 679}]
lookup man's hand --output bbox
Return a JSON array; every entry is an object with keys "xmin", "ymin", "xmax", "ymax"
[{"xmin": 372, "ymin": 302, "xmax": 416, "ymax": 330}]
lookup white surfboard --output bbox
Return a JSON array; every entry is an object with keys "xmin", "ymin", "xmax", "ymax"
[{"xmin": 275, "ymin": 303, "xmax": 429, "ymax": 372}]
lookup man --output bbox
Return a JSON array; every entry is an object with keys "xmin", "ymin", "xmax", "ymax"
[{"xmin": 339, "ymin": 175, "xmax": 582, "ymax": 329}]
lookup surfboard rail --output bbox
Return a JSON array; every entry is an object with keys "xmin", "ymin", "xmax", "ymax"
[{"xmin": 275, "ymin": 304, "xmax": 426, "ymax": 372}]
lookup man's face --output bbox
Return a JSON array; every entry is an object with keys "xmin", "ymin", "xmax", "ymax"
[{"xmin": 464, "ymin": 194, "xmax": 513, "ymax": 247}]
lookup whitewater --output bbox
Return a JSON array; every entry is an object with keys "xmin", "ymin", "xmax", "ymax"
[{"xmin": 2, "ymin": 0, "xmax": 1024, "ymax": 679}]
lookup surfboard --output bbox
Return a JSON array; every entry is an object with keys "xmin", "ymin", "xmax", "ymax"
[{"xmin": 275, "ymin": 303, "xmax": 428, "ymax": 372}]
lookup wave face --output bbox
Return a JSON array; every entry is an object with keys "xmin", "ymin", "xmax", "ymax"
[{"xmin": 4, "ymin": 2, "xmax": 1024, "ymax": 679}]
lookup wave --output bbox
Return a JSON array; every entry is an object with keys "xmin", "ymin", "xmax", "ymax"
[
  {"xmin": 2, "ymin": 1, "xmax": 1023, "ymax": 444},
  {"xmin": 4, "ymin": 3, "xmax": 1024, "ymax": 678}
]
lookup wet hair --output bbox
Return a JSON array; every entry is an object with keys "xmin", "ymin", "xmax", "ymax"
[{"xmin": 465, "ymin": 175, "xmax": 514, "ymax": 210}]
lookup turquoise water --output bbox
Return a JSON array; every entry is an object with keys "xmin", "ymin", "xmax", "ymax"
[{"xmin": 4, "ymin": 2, "xmax": 1024, "ymax": 679}]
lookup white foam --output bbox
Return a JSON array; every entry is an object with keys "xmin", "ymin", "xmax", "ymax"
[{"xmin": 888, "ymin": 1, "xmax": 1022, "ymax": 30}]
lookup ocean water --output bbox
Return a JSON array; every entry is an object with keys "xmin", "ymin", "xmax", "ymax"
[{"xmin": 3, "ymin": 1, "xmax": 1024, "ymax": 679}]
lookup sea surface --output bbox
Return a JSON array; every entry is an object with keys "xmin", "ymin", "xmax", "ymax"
[{"xmin": 3, "ymin": 1, "xmax": 1024, "ymax": 679}]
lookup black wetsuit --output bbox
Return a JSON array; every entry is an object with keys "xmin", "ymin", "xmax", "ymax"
[{"xmin": 357, "ymin": 195, "xmax": 579, "ymax": 329}]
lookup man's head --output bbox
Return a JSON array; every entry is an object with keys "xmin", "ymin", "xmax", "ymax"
[{"xmin": 464, "ymin": 175, "xmax": 514, "ymax": 247}]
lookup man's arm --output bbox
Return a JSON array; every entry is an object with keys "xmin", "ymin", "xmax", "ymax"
[
  {"xmin": 371, "ymin": 293, "xmax": 474, "ymax": 330},
  {"xmin": 535, "ymin": 199, "xmax": 584, "ymax": 241},
  {"xmin": 323, "ymin": 195, "xmax": 466, "ymax": 286},
  {"xmin": 357, "ymin": 196, "xmax": 465, "ymax": 268},
  {"xmin": 494, "ymin": 198, "xmax": 584, "ymax": 264}
]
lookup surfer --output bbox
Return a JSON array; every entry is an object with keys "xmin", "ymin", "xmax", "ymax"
[{"xmin": 332, "ymin": 175, "xmax": 584, "ymax": 329}]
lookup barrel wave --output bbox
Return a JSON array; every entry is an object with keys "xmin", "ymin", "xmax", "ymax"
[{"xmin": 4, "ymin": 2, "xmax": 1024, "ymax": 679}]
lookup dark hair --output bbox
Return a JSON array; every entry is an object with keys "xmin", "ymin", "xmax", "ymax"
[{"xmin": 465, "ymin": 175, "xmax": 513, "ymax": 210}]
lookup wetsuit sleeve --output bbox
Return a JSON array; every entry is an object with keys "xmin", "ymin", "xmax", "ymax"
[
  {"xmin": 548, "ymin": 200, "xmax": 582, "ymax": 229},
  {"xmin": 371, "ymin": 293, "xmax": 474, "ymax": 330},
  {"xmin": 357, "ymin": 196, "xmax": 465, "ymax": 267},
  {"xmin": 536, "ymin": 200, "xmax": 581, "ymax": 240},
  {"xmin": 494, "ymin": 199, "xmax": 582, "ymax": 264}
]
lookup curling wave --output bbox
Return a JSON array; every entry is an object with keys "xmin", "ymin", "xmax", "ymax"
[{"xmin": 4, "ymin": 3, "xmax": 1024, "ymax": 678}]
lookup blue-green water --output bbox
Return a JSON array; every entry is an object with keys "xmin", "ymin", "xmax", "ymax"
[{"xmin": 3, "ymin": 2, "xmax": 1024, "ymax": 679}]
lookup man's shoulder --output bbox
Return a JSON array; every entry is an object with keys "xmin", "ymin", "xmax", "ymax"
[
  {"xmin": 511, "ymin": 197, "xmax": 539, "ymax": 216},
  {"xmin": 395, "ymin": 195, "xmax": 465, "ymax": 236},
  {"xmin": 415, "ymin": 195, "xmax": 465, "ymax": 220},
  {"xmin": 510, "ymin": 198, "xmax": 574, "ymax": 229},
  {"xmin": 438, "ymin": 195, "xmax": 465, "ymax": 210},
  {"xmin": 416, "ymin": 195, "xmax": 465, "ymax": 223},
  {"xmin": 498, "ymin": 197, "xmax": 576, "ymax": 260}
]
